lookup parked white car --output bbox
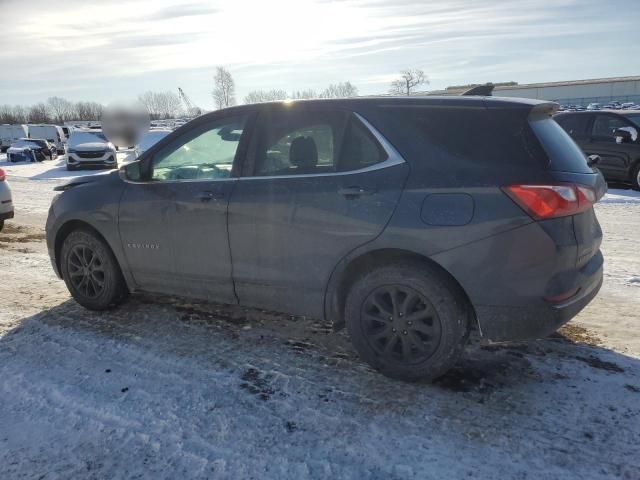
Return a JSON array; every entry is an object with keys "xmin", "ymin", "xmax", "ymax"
[
  {"xmin": 28, "ymin": 124, "xmax": 66, "ymax": 154},
  {"xmin": 0, "ymin": 124, "xmax": 29, "ymax": 152},
  {"xmin": 66, "ymin": 130, "xmax": 118, "ymax": 171},
  {"xmin": 134, "ymin": 129, "xmax": 171, "ymax": 158},
  {"xmin": 0, "ymin": 168, "xmax": 14, "ymax": 232}
]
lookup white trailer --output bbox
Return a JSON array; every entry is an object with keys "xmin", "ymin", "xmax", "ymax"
[
  {"xmin": 28, "ymin": 124, "xmax": 66, "ymax": 153},
  {"xmin": 0, "ymin": 124, "xmax": 29, "ymax": 152}
]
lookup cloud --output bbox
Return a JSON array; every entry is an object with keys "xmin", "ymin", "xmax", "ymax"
[
  {"xmin": 145, "ymin": 3, "xmax": 219, "ymax": 20},
  {"xmin": 0, "ymin": 0, "xmax": 638, "ymax": 108}
]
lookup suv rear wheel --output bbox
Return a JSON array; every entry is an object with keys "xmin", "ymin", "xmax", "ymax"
[
  {"xmin": 345, "ymin": 263, "xmax": 469, "ymax": 382},
  {"xmin": 60, "ymin": 229, "xmax": 128, "ymax": 310}
]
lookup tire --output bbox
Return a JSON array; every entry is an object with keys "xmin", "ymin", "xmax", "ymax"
[
  {"xmin": 345, "ymin": 262, "xmax": 469, "ymax": 382},
  {"xmin": 0, "ymin": 219, "xmax": 4, "ymax": 232},
  {"xmin": 66, "ymin": 165, "xmax": 76, "ymax": 171},
  {"xmin": 632, "ymin": 163, "xmax": 640, "ymax": 191},
  {"xmin": 60, "ymin": 229, "xmax": 128, "ymax": 310}
]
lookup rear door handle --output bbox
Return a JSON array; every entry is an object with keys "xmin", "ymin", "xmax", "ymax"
[
  {"xmin": 338, "ymin": 186, "xmax": 375, "ymax": 197},
  {"xmin": 198, "ymin": 191, "xmax": 224, "ymax": 202}
]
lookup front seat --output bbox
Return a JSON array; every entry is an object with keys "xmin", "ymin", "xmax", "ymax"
[{"xmin": 289, "ymin": 136, "xmax": 318, "ymax": 174}]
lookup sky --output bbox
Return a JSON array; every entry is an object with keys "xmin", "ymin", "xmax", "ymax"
[{"xmin": 0, "ymin": 0, "xmax": 638, "ymax": 110}]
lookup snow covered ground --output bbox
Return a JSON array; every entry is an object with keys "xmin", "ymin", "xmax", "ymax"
[{"xmin": 1, "ymin": 158, "xmax": 639, "ymax": 479}]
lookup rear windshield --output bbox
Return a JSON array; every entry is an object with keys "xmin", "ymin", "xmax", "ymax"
[{"xmin": 529, "ymin": 117, "xmax": 592, "ymax": 173}]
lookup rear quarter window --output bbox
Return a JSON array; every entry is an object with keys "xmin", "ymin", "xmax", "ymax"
[
  {"xmin": 554, "ymin": 114, "xmax": 590, "ymax": 140},
  {"xmin": 370, "ymin": 106, "xmax": 545, "ymax": 171},
  {"xmin": 529, "ymin": 117, "xmax": 592, "ymax": 173}
]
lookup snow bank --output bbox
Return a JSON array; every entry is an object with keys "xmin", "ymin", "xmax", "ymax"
[{"xmin": 600, "ymin": 188, "xmax": 640, "ymax": 204}]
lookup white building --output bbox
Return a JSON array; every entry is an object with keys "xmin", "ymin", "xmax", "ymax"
[{"xmin": 424, "ymin": 76, "xmax": 640, "ymax": 106}]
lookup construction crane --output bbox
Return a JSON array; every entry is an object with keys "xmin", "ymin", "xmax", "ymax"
[{"xmin": 178, "ymin": 87, "xmax": 202, "ymax": 118}]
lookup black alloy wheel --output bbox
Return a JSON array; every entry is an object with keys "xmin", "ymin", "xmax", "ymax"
[
  {"xmin": 67, "ymin": 244, "xmax": 106, "ymax": 299},
  {"xmin": 361, "ymin": 285, "xmax": 442, "ymax": 364}
]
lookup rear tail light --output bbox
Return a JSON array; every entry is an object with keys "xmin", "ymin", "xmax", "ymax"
[
  {"xmin": 0, "ymin": 168, "xmax": 5, "ymax": 181},
  {"xmin": 503, "ymin": 184, "xmax": 596, "ymax": 220}
]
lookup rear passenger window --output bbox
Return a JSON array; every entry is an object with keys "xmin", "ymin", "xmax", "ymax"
[
  {"xmin": 261, "ymin": 124, "xmax": 335, "ymax": 175},
  {"xmin": 250, "ymin": 109, "xmax": 387, "ymax": 177},
  {"xmin": 252, "ymin": 110, "xmax": 345, "ymax": 176},
  {"xmin": 555, "ymin": 114, "xmax": 590, "ymax": 139}
]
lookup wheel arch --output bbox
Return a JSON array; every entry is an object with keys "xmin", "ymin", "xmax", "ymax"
[{"xmin": 324, "ymin": 247, "xmax": 477, "ymax": 331}]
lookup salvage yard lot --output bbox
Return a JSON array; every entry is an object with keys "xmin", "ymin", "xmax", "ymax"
[{"xmin": 1, "ymin": 155, "xmax": 639, "ymax": 479}]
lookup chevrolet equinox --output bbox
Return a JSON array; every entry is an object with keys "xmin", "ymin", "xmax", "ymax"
[{"xmin": 46, "ymin": 97, "xmax": 605, "ymax": 381}]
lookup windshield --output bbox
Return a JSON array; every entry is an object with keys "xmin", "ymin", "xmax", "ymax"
[
  {"xmin": 12, "ymin": 139, "xmax": 41, "ymax": 148},
  {"xmin": 69, "ymin": 131, "xmax": 108, "ymax": 146},
  {"xmin": 622, "ymin": 113, "xmax": 640, "ymax": 127}
]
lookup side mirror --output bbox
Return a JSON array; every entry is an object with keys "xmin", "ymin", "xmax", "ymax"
[
  {"xmin": 613, "ymin": 127, "xmax": 635, "ymax": 144},
  {"xmin": 119, "ymin": 161, "xmax": 143, "ymax": 183},
  {"xmin": 587, "ymin": 154, "xmax": 600, "ymax": 167}
]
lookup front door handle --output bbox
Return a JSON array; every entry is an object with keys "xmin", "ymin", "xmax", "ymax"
[
  {"xmin": 338, "ymin": 186, "xmax": 375, "ymax": 197},
  {"xmin": 198, "ymin": 191, "xmax": 224, "ymax": 202}
]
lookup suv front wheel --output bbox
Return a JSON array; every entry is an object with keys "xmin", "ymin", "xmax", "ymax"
[
  {"xmin": 345, "ymin": 262, "xmax": 469, "ymax": 382},
  {"xmin": 60, "ymin": 229, "xmax": 128, "ymax": 310}
]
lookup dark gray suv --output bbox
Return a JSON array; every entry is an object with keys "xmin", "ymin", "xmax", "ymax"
[{"xmin": 46, "ymin": 97, "xmax": 606, "ymax": 381}]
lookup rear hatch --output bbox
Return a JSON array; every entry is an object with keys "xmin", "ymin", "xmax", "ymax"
[{"xmin": 528, "ymin": 104, "xmax": 606, "ymax": 270}]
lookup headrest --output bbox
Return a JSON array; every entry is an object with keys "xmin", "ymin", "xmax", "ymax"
[{"xmin": 290, "ymin": 136, "xmax": 318, "ymax": 171}]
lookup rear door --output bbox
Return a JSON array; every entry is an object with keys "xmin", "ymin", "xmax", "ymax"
[{"xmin": 227, "ymin": 105, "xmax": 409, "ymax": 317}]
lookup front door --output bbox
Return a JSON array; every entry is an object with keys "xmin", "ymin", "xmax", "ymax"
[
  {"xmin": 585, "ymin": 113, "xmax": 637, "ymax": 180},
  {"xmin": 119, "ymin": 114, "xmax": 251, "ymax": 302},
  {"xmin": 228, "ymin": 106, "xmax": 409, "ymax": 317}
]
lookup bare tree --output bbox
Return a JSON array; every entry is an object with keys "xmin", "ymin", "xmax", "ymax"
[
  {"xmin": 0, "ymin": 105, "xmax": 27, "ymax": 123},
  {"xmin": 157, "ymin": 91, "xmax": 183, "ymax": 119},
  {"xmin": 138, "ymin": 91, "xmax": 184, "ymax": 119},
  {"xmin": 47, "ymin": 96, "xmax": 75, "ymax": 123},
  {"xmin": 319, "ymin": 81, "xmax": 358, "ymax": 99},
  {"xmin": 74, "ymin": 101, "xmax": 103, "ymax": 121},
  {"xmin": 28, "ymin": 103, "xmax": 50, "ymax": 123},
  {"xmin": 137, "ymin": 91, "xmax": 157, "ymax": 118},
  {"xmin": 289, "ymin": 89, "xmax": 317, "ymax": 100},
  {"xmin": 389, "ymin": 69, "xmax": 428, "ymax": 96},
  {"xmin": 244, "ymin": 89, "xmax": 288, "ymax": 104},
  {"xmin": 212, "ymin": 66, "xmax": 236, "ymax": 109}
]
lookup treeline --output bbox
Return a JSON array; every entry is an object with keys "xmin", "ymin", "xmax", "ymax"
[
  {"xmin": 0, "ymin": 91, "xmax": 185, "ymax": 124},
  {"xmin": 211, "ymin": 65, "xmax": 360, "ymax": 109},
  {"xmin": 0, "ymin": 97, "xmax": 105, "ymax": 124},
  {"xmin": 243, "ymin": 82, "xmax": 359, "ymax": 104}
]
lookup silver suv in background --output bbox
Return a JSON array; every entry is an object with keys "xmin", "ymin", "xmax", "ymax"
[
  {"xmin": 66, "ymin": 130, "xmax": 117, "ymax": 171},
  {"xmin": 134, "ymin": 129, "xmax": 172, "ymax": 158}
]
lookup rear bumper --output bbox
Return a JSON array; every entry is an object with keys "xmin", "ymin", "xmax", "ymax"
[{"xmin": 475, "ymin": 251, "xmax": 603, "ymax": 343}]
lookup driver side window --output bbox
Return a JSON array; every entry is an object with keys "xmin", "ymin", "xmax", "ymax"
[{"xmin": 152, "ymin": 116, "xmax": 247, "ymax": 181}]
